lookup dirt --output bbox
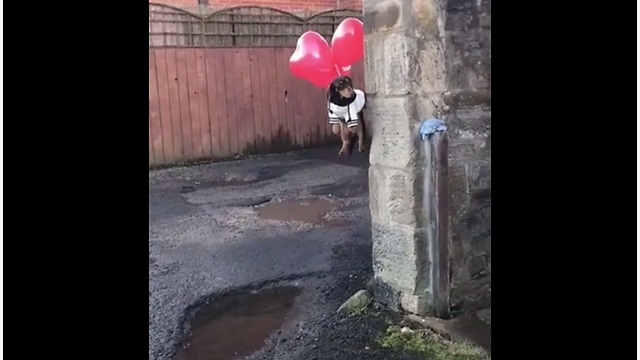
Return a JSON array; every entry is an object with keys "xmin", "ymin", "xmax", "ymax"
[{"xmin": 176, "ymin": 286, "xmax": 302, "ymax": 360}]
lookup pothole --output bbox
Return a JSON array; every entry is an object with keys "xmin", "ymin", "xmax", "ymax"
[
  {"xmin": 257, "ymin": 198, "xmax": 349, "ymax": 226},
  {"xmin": 176, "ymin": 286, "xmax": 302, "ymax": 360}
]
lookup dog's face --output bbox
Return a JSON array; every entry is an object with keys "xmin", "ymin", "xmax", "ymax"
[{"xmin": 333, "ymin": 76, "xmax": 354, "ymax": 98}]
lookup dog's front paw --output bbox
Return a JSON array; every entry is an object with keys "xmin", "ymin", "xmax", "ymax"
[{"xmin": 358, "ymin": 144, "xmax": 366, "ymax": 152}]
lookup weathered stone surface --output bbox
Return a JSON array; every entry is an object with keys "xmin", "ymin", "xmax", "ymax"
[
  {"xmin": 467, "ymin": 160, "xmax": 491, "ymax": 190},
  {"xmin": 445, "ymin": 29, "xmax": 491, "ymax": 90},
  {"xmin": 337, "ymin": 290, "xmax": 373, "ymax": 315},
  {"xmin": 387, "ymin": 168, "xmax": 420, "ymax": 225},
  {"xmin": 449, "ymin": 140, "xmax": 485, "ymax": 161},
  {"xmin": 400, "ymin": 292, "xmax": 431, "ymax": 315},
  {"xmin": 382, "ymin": 32, "xmax": 420, "ymax": 95},
  {"xmin": 367, "ymin": 96, "xmax": 419, "ymax": 169},
  {"xmin": 368, "ymin": 166, "xmax": 383, "ymax": 222},
  {"xmin": 445, "ymin": 5, "xmax": 479, "ymax": 31},
  {"xmin": 418, "ymin": 41, "xmax": 448, "ymax": 93},
  {"xmin": 372, "ymin": 221, "xmax": 430, "ymax": 293},
  {"xmin": 365, "ymin": 0, "xmax": 491, "ymax": 318},
  {"xmin": 415, "ymin": 93, "xmax": 443, "ymax": 116},
  {"xmin": 447, "ymin": 107, "xmax": 491, "ymax": 134},
  {"xmin": 479, "ymin": 13, "xmax": 491, "ymax": 28},
  {"xmin": 447, "ymin": 163, "xmax": 470, "ymax": 219},
  {"xmin": 410, "ymin": 0, "xmax": 445, "ymax": 40},
  {"xmin": 368, "ymin": 276, "xmax": 402, "ymax": 311},
  {"xmin": 443, "ymin": 90, "xmax": 491, "ymax": 108},
  {"xmin": 364, "ymin": 38, "xmax": 384, "ymax": 95},
  {"xmin": 363, "ymin": 0, "xmax": 403, "ymax": 34},
  {"xmin": 450, "ymin": 193, "xmax": 491, "ymax": 311}
]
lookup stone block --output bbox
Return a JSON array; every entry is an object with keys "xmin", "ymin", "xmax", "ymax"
[
  {"xmin": 368, "ymin": 96, "xmax": 419, "ymax": 169},
  {"xmin": 466, "ymin": 159, "xmax": 491, "ymax": 190},
  {"xmin": 447, "ymin": 106, "xmax": 491, "ymax": 134},
  {"xmin": 363, "ymin": 0, "xmax": 403, "ymax": 34},
  {"xmin": 447, "ymin": 163, "xmax": 470, "ymax": 220},
  {"xmin": 446, "ymin": 30, "xmax": 490, "ymax": 54},
  {"xmin": 479, "ymin": 13, "xmax": 491, "ymax": 28},
  {"xmin": 400, "ymin": 292, "xmax": 431, "ymax": 315},
  {"xmin": 449, "ymin": 140, "xmax": 484, "ymax": 161},
  {"xmin": 418, "ymin": 41, "xmax": 448, "ymax": 93},
  {"xmin": 410, "ymin": 0, "xmax": 444, "ymax": 40},
  {"xmin": 415, "ymin": 93, "xmax": 447, "ymax": 120},
  {"xmin": 368, "ymin": 165, "xmax": 385, "ymax": 223},
  {"xmin": 386, "ymin": 167, "xmax": 420, "ymax": 225},
  {"xmin": 372, "ymin": 221, "xmax": 430, "ymax": 293},
  {"xmin": 369, "ymin": 166, "xmax": 421, "ymax": 225},
  {"xmin": 445, "ymin": 7, "xmax": 479, "ymax": 31},
  {"xmin": 480, "ymin": 0, "xmax": 491, "ymax": 15},
  {"xmin": 446, "ymin": 58, "xmax": 490, "ymax": 91},
  {"xmin": 364, "ymin": 38, "xmax": 384, "ymax": 95},
  {"xmin": 382, "ymin": 32, "xmax": 420, "ymax": 95},
  {"xmin": 443, "ymin": 90, "xmax": 491, "ymax": 108},
  {"xmin": 368, "ymin": 276, "xmax": 402, "ymax": 311}
]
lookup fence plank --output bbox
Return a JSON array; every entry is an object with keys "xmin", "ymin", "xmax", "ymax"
[
  {"xmin": 275, "ymin": 48, "xmax": 294, "ymax": 148},
  {"xmin": 238, "ymin": 49, "xmax": 256, "ymax": 153},
  {"xmin": 195, "ymin": 48, "xmax": 212, "ymax": 158},
  {"xmin": 211, "ymin": 49, "xmax": 231, "ymax": 156},
  {"xmin": 222, "ymin": 50, "xmax": 240, "ymax": 155},
  {"xmin": 204, "ymin": 49, "xmax": 221, "ymax": 156},
  {"xmin": 165, "ymin": 48, "xmax": 184, "ymax": 160},
  {"xmin": 176, "ymin": 49, "xmax": 193, "ymax": 159},
  {"xmin": 249, "ymin": 49, "xmax": 266, "ymax": 153},
  {"xmin": 264, "ymin": 49, "xmax": 284, "ymax": 152},
  {"xmin": 149, "ymin": 49, "xmax": 164, "ymax": 165},
  {"xmin": 185, "ymin": 49, "xmax": 203, "ymax": 157},
  {"xmin": 155, "ymin": 49, "xmax": 175, "ymax": 163},
  {"xmin": 309, "ymin": 85, "xmax": 323, "ymax": 146}
]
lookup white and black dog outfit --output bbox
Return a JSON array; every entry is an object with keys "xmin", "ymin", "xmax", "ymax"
[{"xmin": 327, "ymin": 76, "xmax": 366, "ymax": 128}]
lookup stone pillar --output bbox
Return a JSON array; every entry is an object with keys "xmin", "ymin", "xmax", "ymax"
[
  {"xmin": 364, "ymin": 0, "xmax": 450, "ymax": 316},
  {"xmin": 364, "ymin": 0, "xmax": 491, "ymax": 316}
]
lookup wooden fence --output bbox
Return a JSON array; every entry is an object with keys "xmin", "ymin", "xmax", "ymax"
[{"xmin": 149, "ymin": 4, "xmax": 364, "ymax": 167}]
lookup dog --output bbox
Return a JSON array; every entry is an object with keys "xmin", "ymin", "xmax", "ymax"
[{"xmin": 327, "ymin": 76, "xmax": 367, "ymax": 155}]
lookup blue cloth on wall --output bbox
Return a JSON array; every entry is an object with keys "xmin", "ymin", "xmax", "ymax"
[{"xmin": 419, "ymin": 119, "xmax": 447, "ymax": 140}]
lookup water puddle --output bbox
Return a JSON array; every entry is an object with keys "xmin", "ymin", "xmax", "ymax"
[
  {"xmin": 257, "ymin": 198, "xmax": 348, "ymax": 226},
  {"xmin": 176, "ymin": 286, "xmax": 302, "ymax": 360}
]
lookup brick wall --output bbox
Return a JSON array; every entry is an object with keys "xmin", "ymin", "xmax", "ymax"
[{"xmin": 150, "ymin": 0, "xmax": 362, "ymax": 12}]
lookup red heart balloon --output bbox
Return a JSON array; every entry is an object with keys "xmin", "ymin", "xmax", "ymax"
[
  {"xmin": 331, "ymin": 18, "xmax": 364, "ymax": 68},
  {"xmin": 289, "ymin": 31, "xmax": 340, "ymax": 88}
]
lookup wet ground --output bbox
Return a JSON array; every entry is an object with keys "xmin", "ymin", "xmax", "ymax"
[
  {"xmin": 149, "ymin": 147, "xmax": 490, "ymax": 360},
  {"xmin": 149, "ymin": 148, "xmax": 379, "ymax": 360},
  {"xmin": 176, "ymin": 286, "xmax": 302, "ymax": 360}
]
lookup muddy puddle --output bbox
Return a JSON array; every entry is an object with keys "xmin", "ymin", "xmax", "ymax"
[
  {"xmin": 176, "ymin": 286, "xmax": 302, "ymax": 360},
  {"xmin": 257, "ymin": 198, "xmax": 348, "ymax": 226}
]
